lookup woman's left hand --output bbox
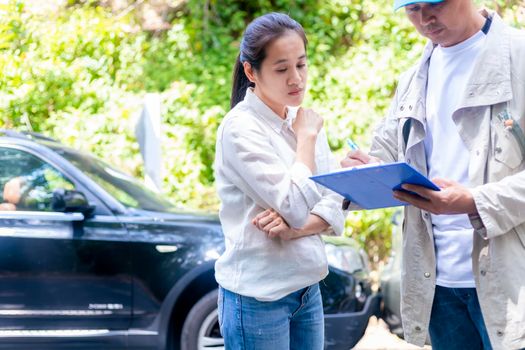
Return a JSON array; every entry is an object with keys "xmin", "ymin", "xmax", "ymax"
[{"xmin": 252, "ymin": 209, "xmax": 297, "ymax": 240}]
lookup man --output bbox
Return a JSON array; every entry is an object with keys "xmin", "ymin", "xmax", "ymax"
[
  {"xmin": 341, "ymin": 0, "xmax": 525, "ymax": 349},
  {"xmin": 0, "ymin": 177, "xmax": 19, "ymax": 211},
  {"xmin": 0, "ymin": 171, "xmax": 55, "ymax": 212}
]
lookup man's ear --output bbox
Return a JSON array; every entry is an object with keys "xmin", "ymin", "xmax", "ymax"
[{"xmin": 243, "ymin": 62, "xmax": 256, "ymax": 84}]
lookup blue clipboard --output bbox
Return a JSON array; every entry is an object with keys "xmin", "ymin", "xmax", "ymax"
[{"xmin": 310, "ymin": 161, "xmax": 440, "ymax": 209}]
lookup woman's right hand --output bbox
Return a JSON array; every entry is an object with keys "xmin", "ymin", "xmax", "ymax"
[
  {"xmin": 340, "ymin": 150, "xmax": 380, "ymax": 167},
  {"xmin": 293, "ymin": 108, "xmax": 323, "ymax": 172},
  {"xmin": 292, "ymin": 107, "xmax": 323, "ymax": 139}
]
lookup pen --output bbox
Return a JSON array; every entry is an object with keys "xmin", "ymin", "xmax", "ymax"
[
  {"xmin": 342, "ymin": 138, "xmax": 359, "ymax": 210},
  {"xmin": 346, "ymin": 138, "xmax": 359, "ymax": 151}
]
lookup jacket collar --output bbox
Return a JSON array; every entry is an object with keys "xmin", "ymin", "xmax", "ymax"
[
  {"xmin": 461, "ymin": 11, "xmax": 512, "ymax": 108},
  {"xmin": 400, "ymin": 11, "xmax": 512, "ymax": 122}
]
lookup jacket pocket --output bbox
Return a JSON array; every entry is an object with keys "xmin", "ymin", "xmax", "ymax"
[{"xmin": 491, "ymin": 118, "xmax": 523, "ymax": 170}]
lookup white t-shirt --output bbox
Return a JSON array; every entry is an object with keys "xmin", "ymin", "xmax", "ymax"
[
  {"xmin": 214, "ymin": 88, "xmax": 345, "ymax": 301},
  {"xmin": 424, "ymin": 30, "xmax": 486, "ymax": 288}
]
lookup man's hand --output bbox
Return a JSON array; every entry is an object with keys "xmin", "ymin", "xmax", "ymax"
[
  {"xmin": 252, "ymin": 209, "xmax": 297, "ymax": 240},
  {"xmin": 393, "ymin": 178, "xmax": 478, "ymax": 215},
  {"xmin": 340, "ymin": 150, "xmax": 380, "ymax": 168}
]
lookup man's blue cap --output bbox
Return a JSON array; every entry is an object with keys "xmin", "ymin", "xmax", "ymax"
[{"xmin": 394, "ymin": 0, "xmax": 443, "ymax": 11}]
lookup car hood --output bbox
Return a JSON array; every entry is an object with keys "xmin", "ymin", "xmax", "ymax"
[
  {"xmin": 113, "ymin": 208, "xmax": 224, "ymax": 246},
  {"xmin": 123, "ymin": 207, "xmax": 220, "ymax": 224}
]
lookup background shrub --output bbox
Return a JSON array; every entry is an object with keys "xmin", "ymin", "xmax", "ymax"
[{"xmin": 1, "ymin": 0, "xmax": 522, "ymax": 263}]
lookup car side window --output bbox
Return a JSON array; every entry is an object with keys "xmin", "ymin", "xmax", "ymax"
[{"xmin": 0, "ymin": 147, "xmax": 75, "ymax": 212}]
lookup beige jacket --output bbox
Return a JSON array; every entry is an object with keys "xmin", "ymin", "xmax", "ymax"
[{"xmin": 370, "ymin": 12, "xmax": 525, "ymax": 349}]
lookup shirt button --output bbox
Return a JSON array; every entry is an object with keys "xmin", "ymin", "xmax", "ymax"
[
  {"xmin": 424, "ymin": 272, "xmax": 431, "ymax": 278},
  {"xmin": 406, "ymin": 159, "xmax": 411, "ymax": 164},
  {"xmin": 400, "ymin": 105, "xmax": 405, "ymax": 111},
  {"xmin": 497, "ymin": 330, "xmax": 504, "ymax": 337},
  {"xmin": 424, "ymin": 212, "xmax": 429, "ymax": 219},
  {"xmin": 415, "ymin": 326, "xmax": 421, "ymax": 332},
  {"xmin": 408, "ymin": 105, "xmax": 413, "ymax": 111},
  {"xmin": 480, "ymin": 270, "xmax": 486, "ymax": 276}
]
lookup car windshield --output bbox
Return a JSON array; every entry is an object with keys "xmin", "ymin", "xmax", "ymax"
[{"xmin": 50, "ymin": 145, "xmax": 176, "ymax": 212}]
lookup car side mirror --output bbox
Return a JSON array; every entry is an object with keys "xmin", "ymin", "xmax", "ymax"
[{"xmin": 52, "ymin": 189, "xmax": 95, "ymax": 218}]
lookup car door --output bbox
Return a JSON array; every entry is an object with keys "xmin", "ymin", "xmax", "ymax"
[{"xmin": 0, "ymin": 146, "xmax": 132, "ymax": 331}]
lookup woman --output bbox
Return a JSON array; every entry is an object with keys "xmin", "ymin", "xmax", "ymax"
[{"xmin": 214, "ymin": 12, "xmax": 345, "ymax": 349}]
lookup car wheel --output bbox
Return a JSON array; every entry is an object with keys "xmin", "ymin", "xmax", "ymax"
[{"xmin": 181, "ymin": 289, "xmax": 224, "ymax": 350}]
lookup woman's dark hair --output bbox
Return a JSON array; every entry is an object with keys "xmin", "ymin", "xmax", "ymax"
[{"xmin": 230, "ymin": 12, "xmax": 307, "ymax": 109}]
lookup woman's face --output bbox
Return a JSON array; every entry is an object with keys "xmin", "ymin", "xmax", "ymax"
[{"xmin": 245, "ymin": 31, "xmax": 307, "ymax": 118}]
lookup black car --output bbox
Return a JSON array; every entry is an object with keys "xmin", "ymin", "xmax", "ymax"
[{"xmin": 0, "ymin": 129, "xmax": 380, "ymax": 349}]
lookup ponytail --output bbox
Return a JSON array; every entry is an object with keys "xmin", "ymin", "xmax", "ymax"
[{"xmin": 230, "ymin": 54, "xmax": 253, "ymax": 109}]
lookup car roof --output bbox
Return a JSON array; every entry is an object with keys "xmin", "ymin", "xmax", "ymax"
[
  {"xmin": 0, "ymin": 129, "xmax": 220, "ymax": 220},
  {"xmin": 0, "ymin": 129, "xmax": 61, "ymax": 145},
  {"xmin": 0, "ymin": 129, "xmax": 84, "ymax": 162}
]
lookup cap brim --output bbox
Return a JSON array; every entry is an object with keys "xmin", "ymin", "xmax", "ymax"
[{"xmin": 394, "ymin": 0, "xmax": 444, "ymax": 11}]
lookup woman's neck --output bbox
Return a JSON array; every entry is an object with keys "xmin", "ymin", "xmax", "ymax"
[{"xmin": 253, "ymin": 88, "xmax": 287, "ymax": 119}]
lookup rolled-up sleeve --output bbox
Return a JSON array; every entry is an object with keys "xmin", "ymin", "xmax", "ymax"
[
  {"xmin": 309, "ymin": 131, "xmax": 347, "ymax": 235},
  {"xmin": 290, "ymin": 162, "xmax": 324, "ymax": 210},
  {"xmin": 469, "ymin": 170, "xmax": 525, "ymax": 238},
  {"xmin": 311, "ymin": 198, "xmax": 345, "ymax": 235},
  {"xmin": 220, "ymin": 116, "xmax": 321, "ymax": 228}
]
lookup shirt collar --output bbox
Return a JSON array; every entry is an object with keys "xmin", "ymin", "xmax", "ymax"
[
  {"xmin": 407, "ymin": 12, "xmax": 511, "ymax": 111},
  {"xmin": 244, "ymin": 88, "xmax": 293, "ymax": 133}
]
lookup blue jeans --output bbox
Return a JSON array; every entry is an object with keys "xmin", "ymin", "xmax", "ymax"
[
  {"xmin": 218, "ymin": 283, "xmax": 324, "ymax": 350},
  {"xmin": 429, "ymin": 286, "xmax": 492, "ymax": 350}
]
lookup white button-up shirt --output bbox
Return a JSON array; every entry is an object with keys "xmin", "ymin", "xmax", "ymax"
[{"xmin": 214, "ymin": 88, "xmax": 345, "ymax": 301}]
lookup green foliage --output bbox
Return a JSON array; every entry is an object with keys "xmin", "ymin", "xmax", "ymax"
[
  {"xmin": 1, "ymin": 0, "xmax": 523, "ymax": 262},
  {"xmin": 0, "ymin": 1, "xmax": 143, "ymax": 130}
]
